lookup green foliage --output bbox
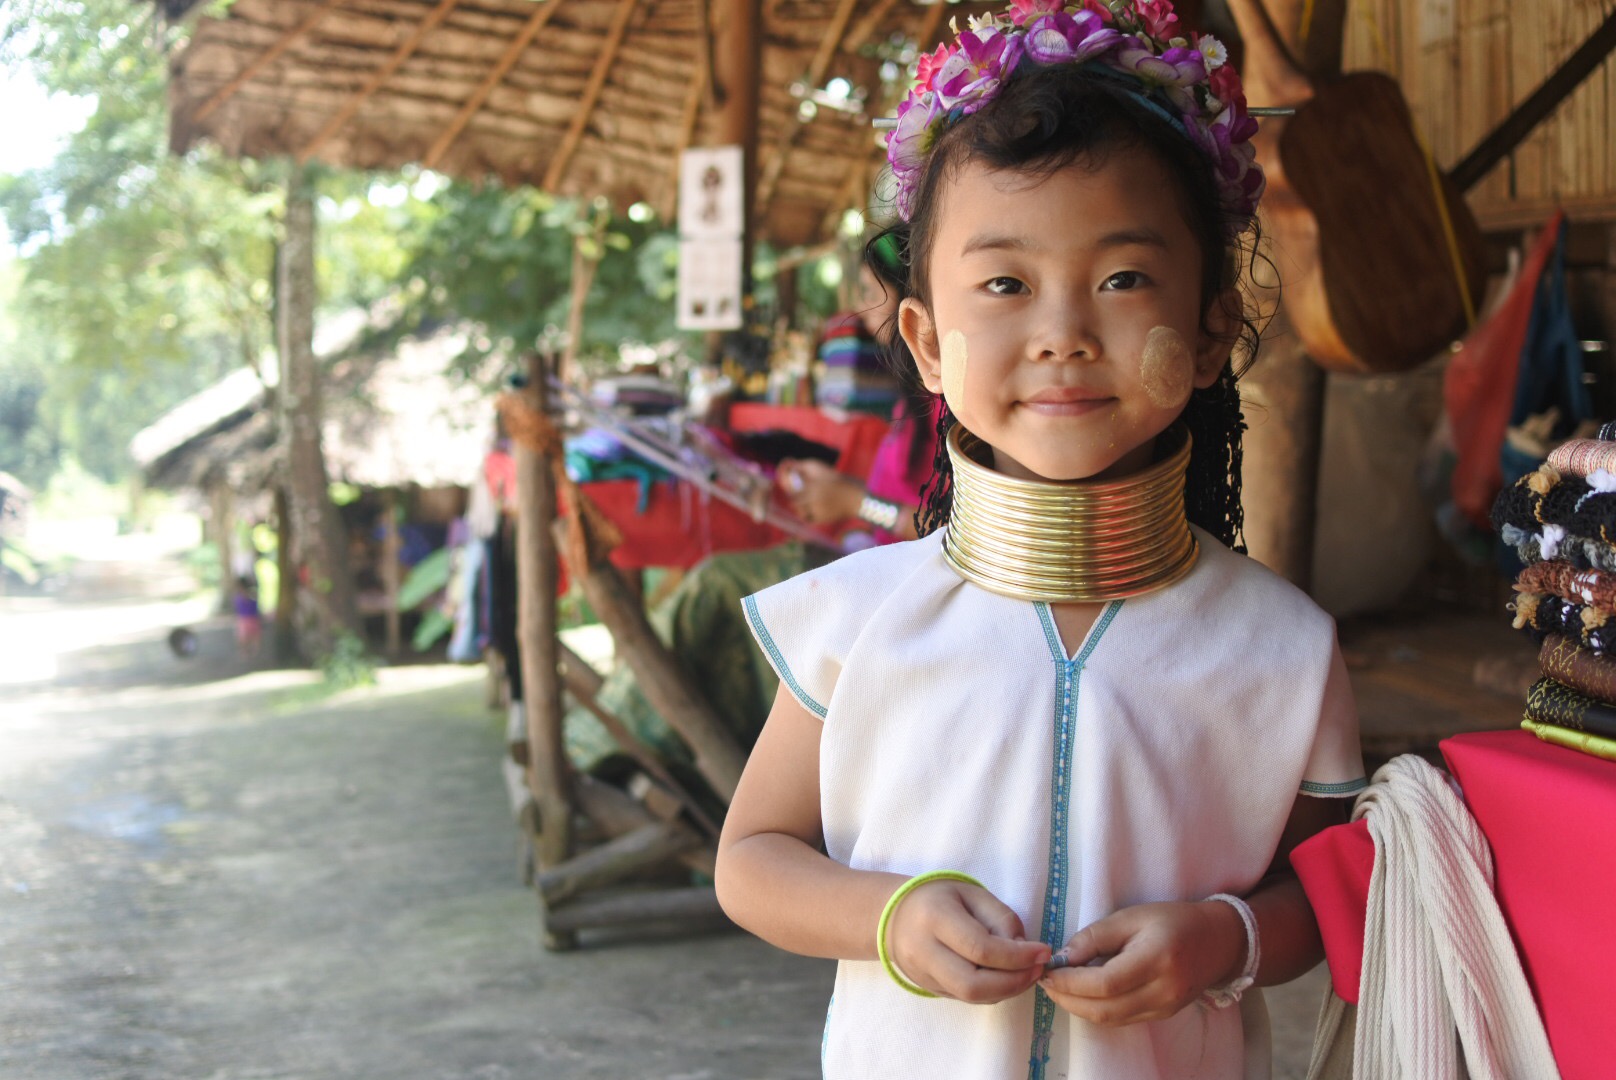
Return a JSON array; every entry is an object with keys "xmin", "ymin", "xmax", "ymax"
[
  {"xmin": 319, "ymin": 630, "xmax": 377, "ymax": 689},
  {"xmin": 411, "ymin": 608, "xmax": 453, "ymax": 652},
  {"xmin": 399, "ymin": 187, "xmax": 694, "ymax": 372},
  {"xmin": 396, "ymin": 546, "xmax": 452, "ymax": 612}
]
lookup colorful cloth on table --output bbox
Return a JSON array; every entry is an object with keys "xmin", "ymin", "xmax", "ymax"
[
  {"xmin": 1512, "ymin": 591, "xmax": 1616, "ymax": 654},
  {"xmin": 742, "ymin": 528, "xmax": 1366, "ymax": 1080},
  {"xmin": 816, "ymin": 312, "xmax": 899, "ymax": 417},
  {"xmin": 1539, "ymin": 633, "xmax": 1616, "ymax": 703},
  {"xmin": 562, "ymin": 542, "xmax": 814, "ymax": 785},
  {"xmin": 1501, "ymin": 524, "xmax": 1616, "ymax": 572},
  {"xmin": 1525, "ymin": 675, "xmax": 1616, "ymax": 739},
  {"xmin": 1521, "ymin": 716, "xmax": 1616, "ymax": 762},
  {"xmin": 1515, "ymin": 559, "xmax": 1616, "ymax": 612}
]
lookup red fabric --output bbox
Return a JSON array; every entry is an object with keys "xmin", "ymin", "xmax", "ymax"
[
  {"xmin": 1293, "ymin": 729, "xmax": 1614, "ymax": 1079},
  {"xmin": 1445, "ymin": 211, "xmax": 1563, "ymax": 529},
  {"xmin": 1292, "ymin": 817, "xmax": 1374, "ymax": 1004},
  {"xmin": 1442, "ymin": 730, "xmax": 1616, "ymax": 1080},
  {"xmin": 567, "ymin": 479, "xmax": 785, "ymax": 573},
  {"xmin": 727, "ymin": 403, "xmax": 891, "ymax": 480}
]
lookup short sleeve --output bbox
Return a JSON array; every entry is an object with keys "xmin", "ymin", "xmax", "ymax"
[
  {"xmin": 741, "ymin": 538, "xmax": 936, "ymax": 721},
  {"xmin": 1299, "ymin": 640, "xmax": 1369, "ymax": 798}
]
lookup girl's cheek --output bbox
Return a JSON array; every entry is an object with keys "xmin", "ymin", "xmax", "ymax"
[
  {"xmin": 1139, "ymin": 325, "xmax": 1193, "ymax": 408},
  {"xmin": 941, "ymin": 329, "xmax": 969, "ymax": 410}
]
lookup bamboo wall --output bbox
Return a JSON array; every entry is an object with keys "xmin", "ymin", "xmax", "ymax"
[{"xmin": 1344, "ymin": 0, "xmax": 1616, "ymax": 229}]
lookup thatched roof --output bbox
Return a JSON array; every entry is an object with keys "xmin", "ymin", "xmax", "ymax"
[
  {"xmin": 134, "ymin": 321, "xmax": 498, "ymax": 492},
  {"xmin": 167, "ymin": 0, "xmax": 996, "ymax": 246}
]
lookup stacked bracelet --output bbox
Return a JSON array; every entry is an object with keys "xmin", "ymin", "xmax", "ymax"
[
  {"xmin": 857, "ymin": 494, "xmax": 902, "ymax": 531},
  {"xmin": 1200, "ymin": 893, "xmax": 1260, "ymax": 1008},
  {"xmin": 877, "ymin": 870, "xmax": 985, "ymax": 998}
]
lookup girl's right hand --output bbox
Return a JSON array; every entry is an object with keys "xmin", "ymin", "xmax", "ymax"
[{"xmin": 886, "ymin": 879, "xmax": 1051, "ymax": 1003}]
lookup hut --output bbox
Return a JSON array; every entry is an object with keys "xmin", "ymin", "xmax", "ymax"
[{"xmin": 131, "ymin": 319, "xmax": 499, "ymax": 652}]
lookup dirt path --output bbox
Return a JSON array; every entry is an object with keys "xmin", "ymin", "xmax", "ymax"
[{"xmin": 0, "ymin": 533, "xmax": 1327, "ymax": 1078}]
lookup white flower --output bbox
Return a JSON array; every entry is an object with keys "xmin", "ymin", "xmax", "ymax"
[{"xmin": 1198, "ymin": 35, "xmax": 1228, "ymax": 69}]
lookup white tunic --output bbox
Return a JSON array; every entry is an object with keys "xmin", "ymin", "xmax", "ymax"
[{"xmin": 742, "ymin": 527, "xmax": 1366, "ymax": 1080}]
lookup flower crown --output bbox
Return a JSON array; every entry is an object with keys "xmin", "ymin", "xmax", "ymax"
[{"xmin": 884, "ymin": 0, "xmax": 1264, "ymax": 234}]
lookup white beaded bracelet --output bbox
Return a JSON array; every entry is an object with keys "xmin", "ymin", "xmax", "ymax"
[{"xmin": 1201, "ymin": 893, "xmax": 1260, "ymax": 1008}]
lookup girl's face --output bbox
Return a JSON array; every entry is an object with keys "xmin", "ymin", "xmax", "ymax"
[{"xmin": 899, "ymin": 145, "xmax": 1232, "ymax": 483}]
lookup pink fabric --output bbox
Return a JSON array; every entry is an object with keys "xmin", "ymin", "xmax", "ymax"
[
  {"xmin": 1294, "ymin": 730, "xmax": 1612, "ymax": 1079},
  {"xmin": 1292, "ymin": 818, "xmax": 1373, "ymax": 1004},
  {"xmin": 865, "ymin": 398, "xmax": 943, "ymax": 507}
]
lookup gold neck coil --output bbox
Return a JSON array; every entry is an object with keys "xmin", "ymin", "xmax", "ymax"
[{"xmin": 942, "ymin": 424, "xmax": 1199, "ymax": 603}]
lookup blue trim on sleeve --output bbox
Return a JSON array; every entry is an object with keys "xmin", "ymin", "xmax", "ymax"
[
  {"xmin": 743, "ymin": 593, "xmax": 828, "ymax": 719},
  {"xmin": 1301, "ymin": 777, "xmax": 1369, "ymax": 797}
]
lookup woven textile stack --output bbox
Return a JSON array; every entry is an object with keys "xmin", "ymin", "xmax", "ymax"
[
  {"xmin": 814, "ymin": 312, "xmax": 901, "ymax": 416},
  {"xmin": 1493, "ymin": 421, "xmax": 1616, "ymax": 762}
]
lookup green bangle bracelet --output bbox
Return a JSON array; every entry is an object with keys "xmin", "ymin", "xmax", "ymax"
[{"xmin": 876, "ymin": 870, "xmax": 986, "ymax": 998}]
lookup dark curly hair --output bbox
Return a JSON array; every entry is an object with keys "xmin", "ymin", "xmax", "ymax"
[{"xmin": 865, "ymin": 63, "xmax": 1267, "ymax": 552}]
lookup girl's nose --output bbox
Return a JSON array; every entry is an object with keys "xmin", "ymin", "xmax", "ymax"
[{"xmin": 1029, "ymin": 300, "xmax": 1101, "ymax": 363}]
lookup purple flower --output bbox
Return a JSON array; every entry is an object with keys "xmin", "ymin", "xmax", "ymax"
[
  {"xmin": 934, "ymin": 27, "xmax": 1025, "ymax": 113},
  {"xmin": 1113, "ymin": 36, "xmax": 1206, "ymax": 87},
  {"xmin": 1023, "ymin": 10, "xmax": 1122, "ymax": 64},
  {"xmin": 886, "ymin": 90, "xmax": 945, "ymax": 178}
]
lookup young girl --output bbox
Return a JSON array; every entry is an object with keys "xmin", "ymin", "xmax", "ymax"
[{"xmin": 715, "ymin": 3, "xmax": 1366, "ymax": 1077}]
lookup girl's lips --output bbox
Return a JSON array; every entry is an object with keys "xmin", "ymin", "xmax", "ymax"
[{"xmin": 1019, "ymin": 392, "xmax": 1114, "ymax": 417}]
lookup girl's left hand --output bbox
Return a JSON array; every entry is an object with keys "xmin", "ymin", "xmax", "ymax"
[{"xmin": 1037, "ymin": 900, "xmax": 1246, "ymax": 1026}]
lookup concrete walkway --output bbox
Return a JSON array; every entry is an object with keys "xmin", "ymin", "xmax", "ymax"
[{"xmin": 0, "ymin": 535, "xmax": 1328, "ymax": 1078}]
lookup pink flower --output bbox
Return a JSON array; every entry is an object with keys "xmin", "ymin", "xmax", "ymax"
[
  {"xmin": 1136, "ymin": 0, "xmax": 1180, "ymax": 39},
  {"xmin": 1207, "ymin": 63, "xmax": 1244, "ymax": 108},
  {"xmin": 933, "ymin": 27, "xmax": 1025, "ymax": 114},
  {"xmin": 1024, "ymin": 10, "xmax": 1122, "ymax": 64},
  {"xmin": 1082, "ymin": 0, "xmax": 1116, "ymax": 23},
  {"xmin": 1114, "ymin": 37, "xmax": 1205, "ymax": 86},
  {"xmin": 915, "ymin": 43, "xmax": 956, "ymax": 93},
  {"xmin": 1008, "ymin": 0, "xmax": 1065, "ymax": 27}
]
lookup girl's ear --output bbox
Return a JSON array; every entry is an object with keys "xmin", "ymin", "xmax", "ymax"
[
  {"xmin": 899, "ymin": 298, "xmax": 944, "ymax": 395},
  {"xmin": 1193, "ymin": 289, "xmax": 1240, "ymax": 389}
]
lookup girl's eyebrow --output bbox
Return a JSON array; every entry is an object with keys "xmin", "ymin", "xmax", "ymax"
[{"xmin": 959, "ymin": 227, "xmax": 1169, "ymax": 256}]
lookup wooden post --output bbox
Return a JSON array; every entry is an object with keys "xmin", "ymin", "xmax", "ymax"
[
  {"xmin": 381, "ymin": 488, "xmax": 403, "ymax": 656},
  {"xmin": 514, "ymin": 351, "xmax": 575, "ymax": 949},
  {"xmin": 272, "ymin": 485, "xmax": 298, "ymax": 662},
  {"xmin": 1224, "ymin": 0, "xmax": 1344, "ymax": 590},
  {"xmin": 554, "ymin": 516, "xmax": 746, "ymax": 802},
  {"xmin": 209, "ymin": 480, "xmax": 235, "ymax": 614},
  {"xmin": 712, "ymin": 0, "xmax": 762, "ymax": 294}
]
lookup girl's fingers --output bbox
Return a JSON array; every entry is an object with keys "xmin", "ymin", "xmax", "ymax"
[
  {"xmin": 1041, "ymin": 946, "xmax": 1153, "ymax": 1001},
  {"xmin": 1040, "ymin": 976, "xmax": 1189, "ymax": 1027},
  {"xmin": 933, "ymin": 912, "xmax": 1049, "ymax": 974},
  {"xmin": 958, "ymin": 887, "xmax": 1029, "ymax": 943},
  {"xmin": 925, "ymin": 943, "xmax": 1044, "ymax": 1004}
]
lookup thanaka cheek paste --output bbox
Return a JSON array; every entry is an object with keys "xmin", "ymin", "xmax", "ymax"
[
  {"xmin": 941, "ymin": 330, "xmax": 968, "ymax": 407},
  {"xmin": 1140, "ymin": 325, "xmax": 1194, "ymax": 408}
]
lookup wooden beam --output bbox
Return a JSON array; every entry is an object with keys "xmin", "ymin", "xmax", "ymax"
[
  {"xmin": 543, "ymin": 0, "xmax": 641, "ymax": 193},
  {"xmin": 845, "ymin": 0, "xmax": 901, "ymax": 50},
  {"xmin": 659, "ymin": 45, "xmax": 710, "ymax": 220},
  {"xmin": 536, "ymin": 821, "xmax": 702, "ymax": 906},
  {"xmin": 756, "ymin": 0, "xmax": 861, "ymax": 212},
  {"xmin": 194, "ymin": 0, "xmax": 344, "ymax": 123},
  {"xmin": 916, "ymin": 0, "xmax": 951, "ymax": 52},
  {"xmin": 424, "ymin": 0, "xmax": 565, "ymax": 171},
  {"xmin": 1451, "ymin": 6, "xmax": 1616, "ymax": 193},
  {"xmin": 297, "ymin": 0, "xmax": 461, "ymax": 163}
]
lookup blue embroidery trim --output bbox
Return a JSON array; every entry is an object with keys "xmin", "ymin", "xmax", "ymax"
[
  {"xmin": 1301, "ymin": 777, "xmax": 1370, "ymax": 796},
  {"xmin": 742, "ymin": 593, "xmax": 828, "ymax": 719},
  {"xmin": 1027, "ymin": 600, "xmax": 1123, "ymax": 1079}
]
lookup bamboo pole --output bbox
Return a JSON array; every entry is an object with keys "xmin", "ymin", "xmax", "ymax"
[
  {"xmin": 536, "ymin": 821, "xmax": 702, "ymax": 906},
  {"xmin": 381, "ymin": 488, "xmax": 402, "ymax": 655},
  {"xmin": 543, "ymin": 0, "xmax": 642, "ymax": 193},
  {"xmin": 514, "ymin": 352, "xmax": 575, "ymax": 950},
  {"xmin": 713, "ymin": 0, "xmax": 762, "ymax": 289},
  {"xmin": 194, "ymin": 0, "xmax": 343, "ymax": 122},
  {"xmin": 298, "ymin": 0, "xmax": 463, "ymax": 163},
  {"xmin": 423, "ymin": 0, "xmax": 566, "ymax": 170},
  {"xmin": 574, "ymin": 776, "xmax": 717, "ymax": 877},
  {"xmin": 551, "ymin": 513, "xmax": 746, "ymax": 803}
]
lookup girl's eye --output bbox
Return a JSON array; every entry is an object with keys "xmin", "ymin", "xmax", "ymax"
[
  {"xmin": 1102, "ymin": 270, "xmax": 1147, "ymax": 291},
  {"xmin": 985, "ymin": 276, "xmax": 1027, "ymax": 295}
]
